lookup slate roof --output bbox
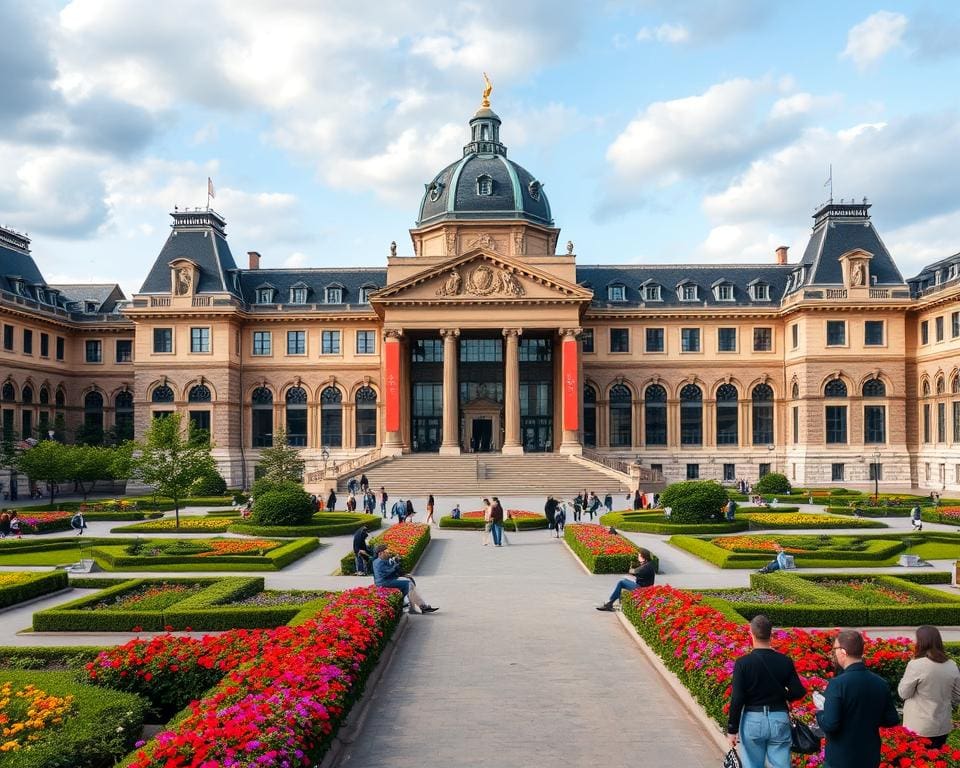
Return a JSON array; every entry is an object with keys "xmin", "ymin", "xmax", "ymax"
[
  {"xmin": 795, "ymin": 202, "xmax": 904, "ymax": 288},
  {"xmin": 907, "ymin": 251, "xmax": 960, "ymax": 297},
  {"xmin": 576, "ymin": 264, "xmax": 792, "ymax": 308},
  {"xmin": 238, "ymin": 268, "xmax": 387, "ymax": 308},
  {"xmin": 50, "ymin": 284, "xmax": 126, "ymax": 313},
  {"xmin": 0, "ymin": 227, "xmax": 46, "ymax": 294}
]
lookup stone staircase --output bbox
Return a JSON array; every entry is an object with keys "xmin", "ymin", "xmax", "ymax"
[{"xmin": 325, "ymin": 453, "xmax": 633, "ymax": 497}]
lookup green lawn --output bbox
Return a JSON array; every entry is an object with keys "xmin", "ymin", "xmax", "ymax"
[{"xmin": 0, "ymin": 544, "xmax": 87, "ymax": 566}]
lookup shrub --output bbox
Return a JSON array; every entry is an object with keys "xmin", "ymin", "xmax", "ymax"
[
  {"xmin": 190, "ymin": 470, "xmax": 227, "ymax": 496},
  {"xmin": 753, "ymin": 472, "xmax": 791, "ymax": 495},
  {"xmin": 251, "ymin": 483, "xmax": 315, "ymax": 526},
  {"xmin": 0, "ymin": 571, "xmax": 68, "ymax": 609},
  {"xmin": 598, "ymin": 510, "xmax": 748, "ymax": 534},
  {"xmin": 659, "ymin": 480, "xmax": 729, "ymax": 523}
]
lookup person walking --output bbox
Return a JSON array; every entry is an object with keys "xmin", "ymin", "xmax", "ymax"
[
  {"xmin": 326, "ymin": 488, "xmax": 337, "ymax": 513},
  {"xmin": 425, "ymin": 495, "xmax": 436, "ymax": 525},
  {"xmin": 633, "ymin": 489, "xmax": 643, "ymax": 511},
  {"xmin": 352, "ymin": 524, "xmax": 372, "ymax": 576},
  {"xmin": 586, "ymin": 492, "xmax": 601, "ymax": 521},
  {"xmin": 346, "ymin": 492, "xmax": 357, "ymax": 512},
  {"xmin": 9, "ymin": 511, "xmax": 20, "ymax": 539},
  {"xmin": 544, "ymin": 496, "xmax": 558, "ymax": 530},
  {"xmin": 726, "ymin": 615, "xmax": 806, "ymax": 768},
  {"xmin": 405, "ymin": 499, "xmax": 415, "ymax": 522},
  {"xmin": 725, "ymin": 498, "xmax": 738, "ymax": 522},
  {"xmin": 489, "ymin": 497, "xmax": 505, "ymax": 546},
  {"xmin": 360, "ymin": 473, "xmax": 369, "ymax": 493},
  {"xmin": 815, "ymin": 629, "xmax": 900, "ymax": 768},
  {"xmin": 0, "ymin": 512, "xmax": 9, "ymax": 538},
  {"xmin": 391, "ymin": 497, "xmax": 406, "ymax": 522},
  {"xmin": 363, "ymin": 490, "xmax": 376, "ymax": 515},
  {"xmin": 911, "ymin": 504, "xmax": 923, "ymax": 531},
  {"xmin": 379, "ymin": 487, "xmax": 389, "ymax": 518},
  {"xmin": 596, "ymin": 548, "xmax": 655, "ymax": 611},
  {"xmin": 572, "ymin": 493, "xmax": 583, "ymax": 522},
  {"xmin": 481, "ymin": 497, "xmax": 493, "ymax": 546},
  {"xmin": 898, "ymin": 625, "xmax": 960, "ymax": 749}
]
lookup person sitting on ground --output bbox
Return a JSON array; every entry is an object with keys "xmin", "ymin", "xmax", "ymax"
[
  {"xmin": 757, "ymin": 544, "xmax": 790, "ymax": 574},
  {"xmin": 596, "ymin": 548, "xmax": 655, "ymax": 611},
  {"xmin": 372, "ymin": 545, "xmax": 438, "ymax": 614},
  {"xmin": 450, "ymin": 504, "xmax": 461, "ymax": 520},
  {"xmin": 352, "ymin": 524, "xmax": 372, "ymax": 576},
  {"xmin": 911, "ymin": 504, "xmax": 923, "ymax": 531}
]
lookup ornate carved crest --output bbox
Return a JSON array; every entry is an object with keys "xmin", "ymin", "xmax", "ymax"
[
  {"xmin": 436, "ymin": 269, "xmax": 463, "ymax": 296},
  {"xmin": 465, "ymin": 233, "xmax": 498, "ymax": 252},
  {"xmin": 513, "ymin": 231, "xmax": 526, "ymax": 256},
  {"xmin": 435, "ymin": 264, "xmax": 526, "ymax": 298}
]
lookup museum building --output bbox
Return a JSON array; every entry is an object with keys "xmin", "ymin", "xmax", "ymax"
[{"xmin": 2, "ymin": 97, "xmax": 960, "ymax": 491}]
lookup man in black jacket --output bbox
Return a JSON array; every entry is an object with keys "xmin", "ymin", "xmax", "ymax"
[
  {"xmin": 595, "ymin": 548, "xmax": 655, "ymax": 611},
  {"xmin": 727, "ymin": 615, "xmax": 805, "ymax": 768},
  {"xmin": 815, "ymin": 629, "xmax": 900, "ymax": 768}
]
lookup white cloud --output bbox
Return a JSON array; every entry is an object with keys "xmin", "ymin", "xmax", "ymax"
[
  {"xmin": 636, "ymin": 23, "xmax": 690, "ymax": 44},
  {"xmin": 841, "ymin": 11, "xmax": 908, "ymax": 71}
]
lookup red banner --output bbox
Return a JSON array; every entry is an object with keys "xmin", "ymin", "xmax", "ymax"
[
  {"xmin": 385, "ymin": 340, "xmax": 401, "ymax": 433},
  {"xmin": 562, "ymin": 337, "xmax": 578, "ymax": 431}
]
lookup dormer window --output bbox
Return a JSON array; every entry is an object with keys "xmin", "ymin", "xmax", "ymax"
[
  {"xmin": 428, "ymin": 180, "xmax": 444, "ymax": 202},
  {"xmin": 325, "ymin": 286, "xmax": 343, "ymax": 304},
  {"xmin": 607, "ymin": 284, "xmax": 626, "ymax": 302},
  {"xmin": 679, "ymin": 284, "xmax": 698, "ymax": 301},
  {"xmin": 751, "ymin": 283, "xmax": 770, "ymax": 301},
  {"xmin": 290, "ymin": 287, "xmax": 307, "ymax": 304},
  {"xmin": 85, "ymin": 301, "xmax": 98, "ymax": 313},
  {"xmin": 358, "ymin": 286, "xmax": 375, "ymax": 303},
  {"xmin": 477, "ymin": 174, "xmax": 494, "ymax": 196},
  {"xmin": 528, "ymin": 180, "xmax": 541, "ymax": 201},
  {"xmin": 12, "ymin": 279, "xmax": 26, "ymax": 296},
  {"xmin": 714, "ymin": 284, "xmax": 734, "ymax": 301},
  {"xmin": 256, "ymin": 288, "xmax": 275, "ymax": 304},
  {"xmin": 643, "ymin": 284, "xmax": 661, "ymax": 302},
  {"xmin": 35, "ymin": 288, "xmax": 45, "ymax": 303}
]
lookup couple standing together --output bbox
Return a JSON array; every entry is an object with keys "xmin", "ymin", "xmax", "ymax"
[{"xmin": 482, "ymin": 497, "xmax": 507, "ymax": 546}]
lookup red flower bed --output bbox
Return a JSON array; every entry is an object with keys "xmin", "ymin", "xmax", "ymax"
[
  {"xmin": 562, "ymin": 523, "xmax": 643, "ymax": 573},
  {"xmin": 623, "ymin": 585, "xmax": 960, "ymax": 768},
  {"xmin": 88, "ymin": 586, "xmax": 401, "ymax": 766},
  {"xmin": 18, "ymin": 510, "xmax": 72, "ymax": 534}
]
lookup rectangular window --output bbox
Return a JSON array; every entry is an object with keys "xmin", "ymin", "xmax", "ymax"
[
  {"xmin": 56, "ymin": 336, "xmax": 64, "ymax": 360},
  {"xmin": 609, "ymin": 328, "xmax": 629, "ymax": 353},
  {"xmin": 681, "ymin": 327, "xmax": 700, "ymax": 353},
  {"xmin": 831, "ymin": 463, "xmax": 845, "ymax": 482},
  {"xmin": 645, "ymin": 328, "xmax": 664, "ymax": 353},
  {"xmin": 22, "ymin": 329, "xmax": 32, "ymax": 355},
  {"xmin": 718, "ymin": 328, "xmax": 737, "ymax": 352},
  {"xmin": 936, "ymin": 316, "xmax": 945, "ymax": 342},
  {"xmin": 2, "ymin": 325, "xmax": 12, "ymax": 351},
  {"xmin": 519, "ymin": 338, "xmax": 552, "ymax": 362},
  {"xmin": 290, "ymin": 287, "xmax": 308, "ymax": 304},
  {"xmin": 938, "ymin": 402, "xmax": 946, "ymax": 442},
  {"xmin": 686, "ymin": 463, "xmax": 699, "ymax": 480},
  {"xmin": 581, "ymin": 329, "xmax": 594, "ymax": 353},
  {"xmin": 759, "ymin": 463, "xmax": 771, "ymax": 478},
  {"xmin": 723, "ymin": 463, "xmax": 735, "ymax": 482},
  {"xmin": 715, "ymin": 284, "xmax": 733, "ymax": 301},
  {"xmin": 39, "ymin": 333, "xmax": 49, "ymax": 358},
  {"xmin": 325, "ymin": 287, "xmax": 342, "ymax": 304},
  {"xmin": 651, "ymin": 463, "xmax": 663, "ymax": 475},
  {"xmin": 954, "ymin": 401, "xmax": 960, "ymax": 443},
  {"xmin": 923, "ymin": 403, "xmax": 931, "ymax": 443},
  {"xmin": 608, "ymin": 285, "xmax": 625, "ymax": 302},
  {"xmin": 681, "ymin": 285, "xmax": 697, "ymax": 301},
  {"xmin": 190, "ymin": 327, "xmax": 210, "ymax": 353},
  {"xmin": 85, "ymin": 339, "xmax": 102, "ymax": 363},
  {"xmin": 925, "ymin": 462, "xmax": 931, "ymax": 481},
  {"xmin": 825, "ymin": 405, "xmax": 847, "ymax": 444},
  {"xmin": 644, "ymin": 285, "xmax": 661, "ymax": 302},
  {"xmin": 255, "ymin": 288, "xmax": 274, "ymax": 304},
  {"xmin": 826, "ymin": 320, "xmax": 846, "ymax": 346},
  {"xmin": 864, "ymin": 320, "xmax": 884, "ymax": 346},
  {"xmin": 413, "ymin": 339, "xmax": 443, "ymax": 362},
  {"xmin": 252, "ymin": 331, "xmax": 272, "ymax": 356},
  {"xmin": 321, "ymin": 330, "xmax": 341, "ymax": 355},
  {"xmin": 753, "ymin": 327, "xmax": 772, "ymax": 352},
  {"xmin": 869, "ymin": 463, "xmax": 882, "ymax": 481},
  {"xmin": 153, "ymin": 328, "xmax": 173, "ymax": 353},
  {"xmin": 358, "ymin": 287, "xmax": 371, "ymax": 303},
  {"xmin": 115, "ymin": 339, "xmax": 132, "ymax": 363},
  {"xmin": 356, "ymin": 330, "xmax": 376, "ymax": 355},
  {"xmin": 921, "ymin": 320, "xmax": 929, "ymax": 345},
  {"xmin": 752, "ymin": 284, "xmax": 770, "ymax": 301},
  {"xmin": 864, "ymin": 405, "xmax": 886, "ymax": 444},
  {"xmin": 791, "ymin": 324, "xmax": 798, "ymax": 349},
  {"xmin": 953, "ymin": 312, "xmax": 960, "ymax": 339},
  {"xmin": 792, "ymin": 406, "xmax": 799, "ymax": 444},
  {"xmin": 287, "ymin": 330, "xmax": 306, "ymax": 355}
]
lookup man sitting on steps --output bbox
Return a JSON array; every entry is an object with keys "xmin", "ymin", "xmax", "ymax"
[{"xmin": 372, "ymin": 545, "xmax": 438, "ymax": 615}]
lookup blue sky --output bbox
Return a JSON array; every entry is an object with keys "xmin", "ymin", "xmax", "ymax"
[{"xmin": 1, "ymin": 0, "xmax": 959, "ymax": 297}]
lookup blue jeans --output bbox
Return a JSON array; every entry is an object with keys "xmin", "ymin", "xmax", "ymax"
[
  {"xmin": 739, "ymin": 709, "xmax": 791, "ymax": 768},
  {"xmin": 377, "ymin": 578, "xmax": 411, "ymax": 598},
  {"xmin": 491, "ymin": 523, "xmax": 503, "ymax": 545},
  {"xmin": 380, "ymin": 502, "xmax": 386, "ymax": 517},
  {"xmin": 354, "ymin": 552, "xmax": 369, "ymax": 575},
  {"xmin": 608, "ymin": 578, "xmax": 637, "ymax": 604}
]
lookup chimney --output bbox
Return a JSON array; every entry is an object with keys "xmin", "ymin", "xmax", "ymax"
[
  {"xmin": 248, "ymin": 251, "xmax": 261, "ymax": 270},
  {"xmin": 775, "ymin": 246, "xmax": 789, "ymax": 265}
]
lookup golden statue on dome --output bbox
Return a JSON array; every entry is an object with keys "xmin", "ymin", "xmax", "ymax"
[{"xmin": 481, "ymin": 72, "xmax": 492, "ymax": 108}]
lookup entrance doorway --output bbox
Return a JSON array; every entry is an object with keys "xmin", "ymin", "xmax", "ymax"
[{"xmin": 471, "ymin": 418, "xmax": 493, "ymax": 452}]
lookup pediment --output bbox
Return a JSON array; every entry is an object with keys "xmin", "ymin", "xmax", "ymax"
[{"xmin": 372, "ymin": 250, "xmax": 593, "ymax": 305}]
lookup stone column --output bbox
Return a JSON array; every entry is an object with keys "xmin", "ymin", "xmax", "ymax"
[
  {"xmin": 502, "ymin": 328, "xmax": 523, "ymax": 455},
  {"xmin": 439, "ymin": 328, "xmax": 461, "ymax": 455},
  {"xmin": 382, "ymin": 329, "xmax": 404, "ymax": 455},
  {"xmin": 559, "ymin": 328, "xmax": 582, "ymax": 455}
]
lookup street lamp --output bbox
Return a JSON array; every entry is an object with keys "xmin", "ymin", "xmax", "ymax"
[
  {"xmin": 872, "ymin": 451, "xmax": 881, "ymax": 503},
  {"xmin": 321, "ymin": 446, "xmax": 330, "ymax": 478}
]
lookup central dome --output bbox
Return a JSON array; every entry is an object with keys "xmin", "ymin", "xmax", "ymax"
[{"xmin": 416, "ymin": 107, "xmax": 552, "ymax": 228}]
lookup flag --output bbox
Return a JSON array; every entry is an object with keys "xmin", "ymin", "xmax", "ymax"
[
  {"xmin": 823, "ymin": 164, "xmax": 832, "ymax": 188},
  {"xmin": 207, "ymin": 177, "xmax": 216, "ymax": 199}
]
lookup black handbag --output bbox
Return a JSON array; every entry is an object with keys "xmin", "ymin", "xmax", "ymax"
[
  {"xmin": 755, "ymin": 652, "xmax": 823, "ymax": 755},
  {"xmin": 722, "ymin": 748, "xmax": 742, "ymax": 768}
]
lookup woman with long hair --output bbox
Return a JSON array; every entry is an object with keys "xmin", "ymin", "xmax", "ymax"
[
  {"xmin": 898, "ymin": 625, "xmax": 960, "ymax": 748},
  {"xmin": 425, "ymin": 494, "xmax": 436, "ymax": 525}
]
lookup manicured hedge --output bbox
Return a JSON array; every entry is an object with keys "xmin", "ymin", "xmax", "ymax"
[
  {"xmin": 111, "ymin": 515, "xmax": 233, "ymax": 533},
  {"xmin": 562, "ymin": 524, "xmax": 659, "ymax": 573},
  {"xmin": 0, "ymin": 670, "xmax": 148, "ymax": 768},
  {"xmin": 0, "ymin": 570, "xmax": 68, "ymax": 609},
  {"xmin": 741, "ymin": 512, "xmax": 886, "ymax": 530},
  {"xmin": 228, "ymin": 512, "xmax": 381, "ymax": 538},
  {"xmin": 599, "ymin": 510, "xmax": 748, "ymax": 534},
  {"xmin": 438, "ymin": 515, "xmax": 549, "ymax": 531},
  {"xmin": 340, "ymin": 523, "xmax": 431, "ymax": 575},
  {"xmin": 669, "ymin": 534, "xmax": 906, "ymax": 568},
  {"xmin": 896, "ymin": 571, "xmax": 953, "ymax": 584},
  {"xmin": 0, "ymin": 646, "xmax": 104, "ymax": 669},
  {"xmin": 88, "ymin": 537, "xmax": 319, "ymax": 571},
  {"xmin": 827, "ymin": 506, "xmax": 913, "ymax": 517}
]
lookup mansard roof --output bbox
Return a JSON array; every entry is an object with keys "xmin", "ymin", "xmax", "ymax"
[
  {"xmin": 0, "ymin": 226, "xmax": 45, "ymax": 294},
  {"xmin": 908, "ymin": 251, "xmax": 960, "ymax": 297},
  {"xmin": 576, "ymin": 264, "xmax": 791, "ymax": 308},
  {"xmin": 49, "ymin": 284, "xmax": 126, "ymax": 313},
  {"xmin": 238, "ymin": 268, "xmax": 386, "ymax": 308}
]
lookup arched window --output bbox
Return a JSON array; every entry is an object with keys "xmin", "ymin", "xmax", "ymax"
[
  {"xmin": 188, "ymin": 384, "xmax": 211, "ymax": 402},
  {"xmin": 583, "ymin": 385, "xmax": 597, "ymax": 447},
  {"xmin": 39, "ymin": 387, "xmax": 49, "ymax": 405},
  {"xmin": 644, "ymin": 384, "xmax": 667, "ymax": 446},
  {"xmin": 83, "ymin": 391, "xmax": 104, "ymax": 442},
  {"xmin": 115, "ymin": 391, "xmax": 134, "ymax": 441},
  {"xmin": 151, "ymin": 384, "xmax": 175, "ymax": 403},
  {"xmin": 55, "ymin": 388, "xmax": 65, "ymax": 410},
  {"xmin": 22, "ymin": 386, "xmax": 33, "ymax": 404},
  {"xmin": 37, "ymin": 386, "xmax": 51, "ymax": 438},
  {"xmin": 953, "ymin": 376, "xmax": 960, "ymax": 395},
  {"xmin": 20, "ymin": 386, "xmax": 34, "ymax": 440},
  {"xmin": 356, "ymin": 386, "xmax": 378, "ymax": 448},
  {"xmin": 1, "ymin": 382, "xmax": 14, "ymax": 402},
  {"xmin": 321, "ymin": 387, "xmax": 343, "ymax": 448},
  {"xmin": 680, "ymin": 384, "xmax": 703, "ymax": 445},
  {"xmin": 752, "ymin": 384, "xmax": 774, "ymax": 445},
  {"xmin": 862, "ymin": 379, "xmax": 886, "ymax": 397},
  {"xmin": 937, "ymin": 377, "xmax": 946, "ymax": 395},
  {"xmin": 251, "ymin": 387, "xmax": 273, "ymax": 447},
  {"xmin": 824, "ymin": 379, "xmax": 848, "ymax": 398},
  {"xmin": 609, "ymin": 384, "xmax": 632, "ymax": 448},
  {"xmin": 791, "ymin": 381, "xmax": 800, "ymax": 399},
  {"xmin": 285, "ymin": 387, "xmax": 308, "ymax": 446},
  {"xmin": 716, "ymin": 384, "xmax": 739, "ymax": 445}
]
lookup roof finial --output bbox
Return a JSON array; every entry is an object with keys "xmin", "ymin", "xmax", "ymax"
[{"xmin": 481, "ymin": 72, "xmax": 492, "ymax": 108}]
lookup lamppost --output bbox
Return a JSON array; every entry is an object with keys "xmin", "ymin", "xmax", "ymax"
[
  {"xmin": 321, "ymin": 446, "xmax": 330, "ymax": 478},
  {"xmin": 873, "ymin": 451, "xmax": 881, "ymax": 504}
]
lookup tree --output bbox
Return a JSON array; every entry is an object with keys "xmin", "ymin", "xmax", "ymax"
[
  {"xmin": 133, "ymin": 413, "xmax": 216, "ymax": 528},
  {"xmin": 15, "ymin": 440, "xmax": 70, "ymax": 505},
  {"xmin": 255, "ymin": 426, "xmax": 305, "ymax": 485}
]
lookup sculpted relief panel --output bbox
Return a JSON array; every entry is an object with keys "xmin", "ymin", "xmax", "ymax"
[{"xmin": 436, "ymin": 264, "xmax": 525, "ymax": 297}]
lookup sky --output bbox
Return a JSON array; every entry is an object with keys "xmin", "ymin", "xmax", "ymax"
[{"xmin": 1, "ymin": 0, "xmax": 959, "ymax": 299}]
